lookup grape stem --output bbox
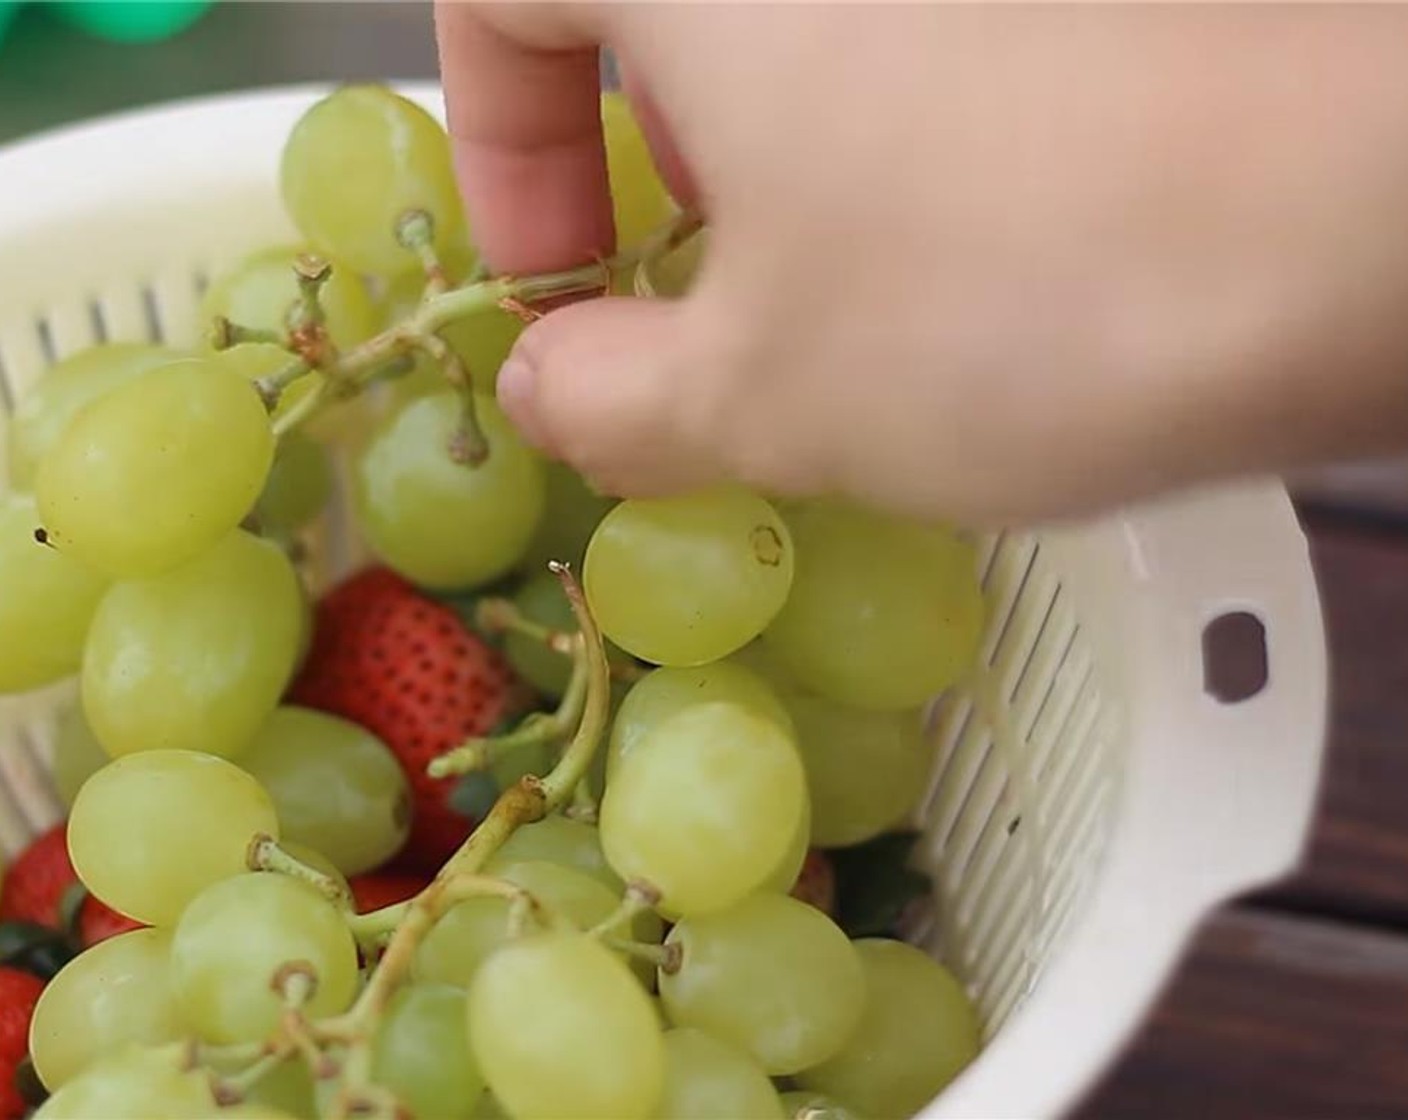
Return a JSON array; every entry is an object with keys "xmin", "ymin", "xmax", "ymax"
[
  {"xmin": 588, "ymin": 881, "xmax": 660, "ymax": 938},
  {"xmin": 247, "ymin": 833, "xmax": 353, "ymax": 911},
  {"xmin": 427, "ymin": 634, "xmax": 588, "ymax": 780},
  {"xmin": 268, "ymin": 208, "xmax": 703, "ymax": 442},
  {"xmin": 601, "ymin": 936, "xmax": 682, "ymax": 974},
  {"xmin": 476, "ymin": 594, "xmax": 647, "ymax": 683}
]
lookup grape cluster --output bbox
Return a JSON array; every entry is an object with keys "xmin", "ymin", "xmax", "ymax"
[{"xmin": 1, "ymin": 84, "xmax": 986, "ymax": 1120}]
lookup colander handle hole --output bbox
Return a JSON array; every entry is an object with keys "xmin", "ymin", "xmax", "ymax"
[{"xmin": 1202, "ymin": 611, "xmax": 1268, "ymax": 703}]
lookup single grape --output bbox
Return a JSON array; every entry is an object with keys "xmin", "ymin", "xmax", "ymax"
[
  {"xmin": 762, "ymin": 499, "xmax": 985, "ymax": 711},
  {"xmin": 374, "ymin": 984, "xmax": 485, "ymax": 1120},
  {"xmin": 489, "ymin": 816, "xmax": 620, "ymax": 893},
  {"xmin": 502, "ymin": 570, "xmax": 576, "ymax": 698},
  {"xmin": 468, "ymin": 929, "xmax": 665, "ymax": 1120},
  {"xmin": 255, "ymin": 433, "xmax": 333, "ymax": 537},
  {"xmin": 29, "ymin": 929, "xmax": 185, "ymax": 1090},
  {"xmin": 659, "ymin": 894, "xmax": 865, "ymax": 1076},
  {"xmin": 796, "ymin": 939, "xmax": 980, "ymax": 1117},
  {"xmin": 416, "ymin": 860, "xmax": 621, "ymax": 989},
  {"xmin": 607, "ymin": 659, "xmax": 793, "ymax": 778},
  {"xmin": 600, "ymin": 702, "xmax": 805, "ymax": 917},
  {"xmin": 438, "ymin": 307, "xmax": 526, "ymax": 399},
  {"xmin": 585, "ymin": 487, "xmax": 793, "ymax": 666},
  {"xmin": 354, "ymin": 392, "xmax": 546, "ymax": 589},
  {"xmin": 216, "ymin": 1105, "xmax": 301, "ymax": 1120},
  {"xmin": 777, "ymin": 1091, "xmax": 861, "ymax": 1120},
  {"xmin": 171, "ymin": 871, "xmax": 359, "ymax": 1043},
  {"xmin": 0, "ymin": 493, "xmax": 106, "ymax": 694},
  {"xmin": 521, "ymin": 460, "xmax": 617, "ymax": 574},
  {"xmin": 32, "ymin": 1045, "xmax": 217, "ymax": 1120},
  {"xmin": 67, "ymin": 749, "xmax": 280, "ymax": 926},
  {"xmin": 602, "ymin": 91, "xmax": 677, "ymax": 257},
  {"xmin": 200, "ymin": 243, "xmax": 382, "ymax": 351},
  {"xmin": 789, "ymin": 690, "xmax": 931, "ymax": 847},
  {"xmin": 486, "ymin": 736, "xmax": 558, "ymax": 794},
  {"xmin": 472, "ymin": 1093, "xmax": 510, "ymax": 1120},
  {"xmin": 51, "ymin": 703, "xmax": 108, "ymax": 808},
  {"xmin": 656, "ymin": 1028, "xmax": 784, "ymax": 1120},
  {"xmin": 763, "ymin": 796, "xmax": 811, "ymax": 895},
  {"xmin": 281, "ymin": 85, "xmax": 468, "ymax": 276},
  {"xmin": 81, "ymin": 530, "xmax": 304, "ymax": 759},
  {"xmin": 8, "ymin": 342, "xmax": 186, "ymax": 489},
  {"xmin": 35, "ymin": 357, "xmax": 274, "ymax": 578},
  {"xmin": 238, "ymin": 706, "xmax": 410, "ymax": 876}
]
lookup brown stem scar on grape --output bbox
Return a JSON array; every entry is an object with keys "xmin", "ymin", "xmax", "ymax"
[
  {"xmin": 272, "ymin": 960, "xmax": 320, "ymax": 1006},
  {"xmin": 751, "ymin": 525, "xmax": 785, "ymax": 566}
]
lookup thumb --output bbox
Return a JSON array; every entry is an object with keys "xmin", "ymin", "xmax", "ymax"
[{"xmin": 495, "ymin": 296, "xmax": 728, "ymax": 498}]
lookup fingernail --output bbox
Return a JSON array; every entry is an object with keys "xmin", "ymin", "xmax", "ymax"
[{"xmin": 496, "ymin": 350, "xmax": 552, "ymax": 454}]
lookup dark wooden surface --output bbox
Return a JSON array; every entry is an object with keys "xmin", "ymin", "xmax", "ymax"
[
  {"xmin": 2, "ymin": 6, "xmax": 1406, "ymax": 1116},
  {"xmin": 1077, "ymin": 508, "xmax": 1408, "ymax": 1119}
]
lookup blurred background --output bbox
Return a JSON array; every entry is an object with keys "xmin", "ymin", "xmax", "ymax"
[{"xmin": 1, "ymin": 4, "xmax": 1406, "ymax": 1119}]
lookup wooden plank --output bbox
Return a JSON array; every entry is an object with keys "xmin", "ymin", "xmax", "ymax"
[
  {"xmin": 1075, "ymin": 907, "xmax": 1408, "ymax": 1119},
  {"xmin": 1251, "ymin": 511, "xmax": 1408, "ymax": 920}
]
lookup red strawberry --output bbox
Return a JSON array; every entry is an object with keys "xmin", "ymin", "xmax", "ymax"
[
  {"xmin": 0, "ymin": 967, "xmax": 44, "ymax": 1120},
  {"xmin": 0, "ymin": 824, "xmax": 143, "ymax": 948},
  {"xmin": 76, "ymin": 896, "xmax": 144, "ymax": 947},
  {"xmin": 289, "ymin": 566, "xmax": 532, "ymax": 871},
  {"xmin": 790, "ymin": 849, "xmax": 837, "ymax": 916},
  {"xmin": 348, "ymin": 871, "xmax": 432, "ymax": 914},
  {"xmin": 0, "ymin": 825, "xmax": 72, "ymax": 928}
]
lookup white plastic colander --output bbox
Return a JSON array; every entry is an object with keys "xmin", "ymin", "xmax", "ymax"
[{"xmin": 0, "ymin": 84, "xmax": 1329, "ymax": 1119}]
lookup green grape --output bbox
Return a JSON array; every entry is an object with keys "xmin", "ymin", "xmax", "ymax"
[
  {"xmin": 171, "ymin": 871, "xmax": 359, "ymax": 1043},
  {"xmin": 600, "ymin": 702, "xmax": 805, "ymax": 917},
  {"xmin": 51, "ymin": 703, "xmax": 108, "ymax": 809},
  {"xmin": 200, "ymin": 244, "xmax": 382, "ymax": 350},
  {"xmin": 374, "ymin": 984, "xmax": 485, "ymax": 1120},
  {"xmin": 468, "ymin": 929, "xmax": 665, "ymax": 1120},
  {"xmin": 242, "ymin": 1061, "xmax": 316, "ymax": 1119},
  {"xmin": 777, "ymin": 1091, "xmax": 861, "ymax": 1120},
  {"xmin": 502, "ymin": 570, "xmax": 586, "ymax": 698},
  {"xmin": 255, "ymin": 433, "xmax": 333, "ymax": 537},
  {"xmin": 35, "ymin": 357, "xmax": 274, "ymax": 578},
  {"xmin": 489, "ymin": 816, "xmax": 620, "ymax": 893},
  {"xmin": 29, "ymin": 929, "xmax": 185, "ymax": 1090},
  {"xmin": 789, "ymin": 690, "xmax": 931, "ymax": 848},
  {"xmin": 67, "ymin": 748, "xmax": 280, "ymax": 926},
  {"xmin": 486, "ymin": 736, "xmax": 557, "ymax": 792},
  {"xmin": 472, "ymin": 1093, "xmax": 510, "ymax": 1120},
  {"xmin": 218, "ymin": 1105, "xmax": 301, "ymax": 1120},
  {"xmin": 656, "ymin": 1028, "xmax": 784, "ymax": 1120},
  {"xmin": 238, "ymin": 706, "xmax": 410, "ymax": 876},
  {"xmin": 602, "ymin": 91, "xmax": 676, "ymax": 256},
  {"xmin": 763, "ymin": 796, "xmax": 811, "ymax": 894},
  {"xmin": 0, "ymin": 494, "xmax": 106, "ymax": 694},
  {"xmin": 355, "ymin": 392, "xmax": 546, "ymax": 589},
  {"xmin": 8, "ymin": 342, "xmax": 186, "ymax": 489},
  {"xmin": 416, "ymin": 860, "xmax": 620, "ymax": 989},
  {"xmin": 438, "ymin": 307, "xmax": 525, "ymax": 398},
  {"xmin": 607, "ymin": 659, "xmax": 793, "ymax": 778},
  {"xmin": 762, "ymin": 499, "xmax": 985, "ymax": 711},
  {"xmin": 796, "ymin": 939, "xmax": 980, "ymax": 1117},
  {"xmin": 33, "ymin": 1045, "xmax": 217, "ymax": 1120},
  {"xmin": 659, "ymin": 894, "xmax": 864, "ymax": 1076},
  {"xmin": 522, "ymin": 460, "xmax": 617, "ymax": 574},
  {"xmin": 81, "ymin": 530, "xmax": 304, "ymax": 759},
  {"xmin": 585, "ymin": 487, "xmax": 793, "ymax": 666},
  {"xmin": 281, "ymin": 85, "xmax": 468, "ymax": 277}
]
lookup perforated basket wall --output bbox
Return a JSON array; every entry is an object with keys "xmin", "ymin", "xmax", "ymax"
[{"xmin": 0, "ymin": 85, "xmax": 1329, "ymax": 1120}]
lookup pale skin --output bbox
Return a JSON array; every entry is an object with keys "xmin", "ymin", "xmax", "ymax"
[{"xmin": 436, "ymin": 3, "xmax": 1408, "ymax": 528}]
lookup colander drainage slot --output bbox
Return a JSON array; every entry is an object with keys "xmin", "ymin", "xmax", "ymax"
[{"xmin": 1202, "ymin": 611, "xmax": 1268, "ymax": 703}]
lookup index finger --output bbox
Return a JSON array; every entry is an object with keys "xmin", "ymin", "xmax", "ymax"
[{"xmin": 434, "ymin": 2, "xmax": 614, "ymax": 275}]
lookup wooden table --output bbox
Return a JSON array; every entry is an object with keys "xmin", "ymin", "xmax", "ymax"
[
  {"xmin": 2, "ymin": 6, "xmax": 1405, "ymax": 1115},
  {"xmin": 1076, "ymin": 506, "xmax": 1408, "ymax": 1119}
]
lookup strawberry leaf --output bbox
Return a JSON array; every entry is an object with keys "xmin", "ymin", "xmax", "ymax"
[{"xmin": 827, "ymin": 830, "xmax": 932, "ymax": 940}]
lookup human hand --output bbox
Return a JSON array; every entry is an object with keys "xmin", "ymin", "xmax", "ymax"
[{"xmin": 437, "ymin": 3, "xmax": 1408, "ymax": 527}]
